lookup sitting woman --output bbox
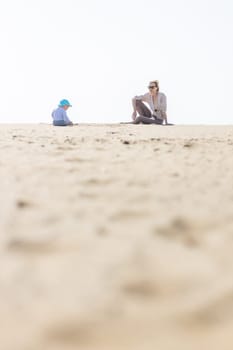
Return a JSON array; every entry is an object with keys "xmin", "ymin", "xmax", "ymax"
[
  {"xmin": 132, "ymin": 80, "xmax": 168, "ymax": 125},
  {"xmin": 51, "ymin": 99, "xmax": 73, "ymax": 126}
]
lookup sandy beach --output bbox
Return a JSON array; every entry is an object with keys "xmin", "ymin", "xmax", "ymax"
[{"xmin": 1, "ymin": 123, "xmax": 233, "ymax": 350}]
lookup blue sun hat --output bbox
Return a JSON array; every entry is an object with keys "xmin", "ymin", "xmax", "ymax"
[{"xmin": 59, "ymin": 99, "xmax": 72, "ymax": 107}]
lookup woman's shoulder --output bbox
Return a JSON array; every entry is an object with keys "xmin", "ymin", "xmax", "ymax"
[
  {"xmin": 142, "ymin": 92, "xmax": 151, "ymax": 99},
  {"xmin": 158, "ymin": 91, "xmax": 166, "ymax": 97}
]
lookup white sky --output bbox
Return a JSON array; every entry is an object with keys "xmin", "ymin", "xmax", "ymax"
[{"xmin": 0, "ymin": 0, "xmax": 232, "ymax": 124}]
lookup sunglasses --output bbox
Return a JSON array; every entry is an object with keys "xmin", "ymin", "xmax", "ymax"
[{"xmin": 148, "ymin": 86, "xmax": 156, "ymax": 89}]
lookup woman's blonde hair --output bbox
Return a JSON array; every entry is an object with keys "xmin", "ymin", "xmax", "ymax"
[{"xmin": 149, "ymin": 80, "xmax": 159, "ymax": 91}]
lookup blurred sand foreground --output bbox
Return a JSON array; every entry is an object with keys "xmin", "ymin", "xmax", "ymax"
[{"xmin": 1, "ymin": 123, "xmax": 233, "ymax": 350}]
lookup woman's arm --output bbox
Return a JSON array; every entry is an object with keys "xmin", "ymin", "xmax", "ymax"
[
  {"xmin": 160, "ymin": 94, "xmax": 168, "ymax": 124},
  {"xmin": 163, "ymin": 112, "xmax": 168, "ymax": 125}
]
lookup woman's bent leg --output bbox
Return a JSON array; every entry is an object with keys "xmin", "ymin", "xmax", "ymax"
[
  {"xmin": 154, "ymin": 117, "xmax": 163, "ymax": 125},
  {"xmin": 133, "ymin": 116, "xmax": 157, "ymax": 124},
  {"xmin": 135, "ymin": 100, "xmax": 152, "ymax": 118}
]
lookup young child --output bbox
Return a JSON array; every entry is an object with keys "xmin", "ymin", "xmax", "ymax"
[{"xmin": 52, "ymin": 99, "xmax": 73, "ymax": 126}]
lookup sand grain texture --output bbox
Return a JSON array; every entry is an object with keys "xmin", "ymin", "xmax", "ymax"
[{"xmin": 1, "ymin": 123, "xmax": 233, "ymax": 350}]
